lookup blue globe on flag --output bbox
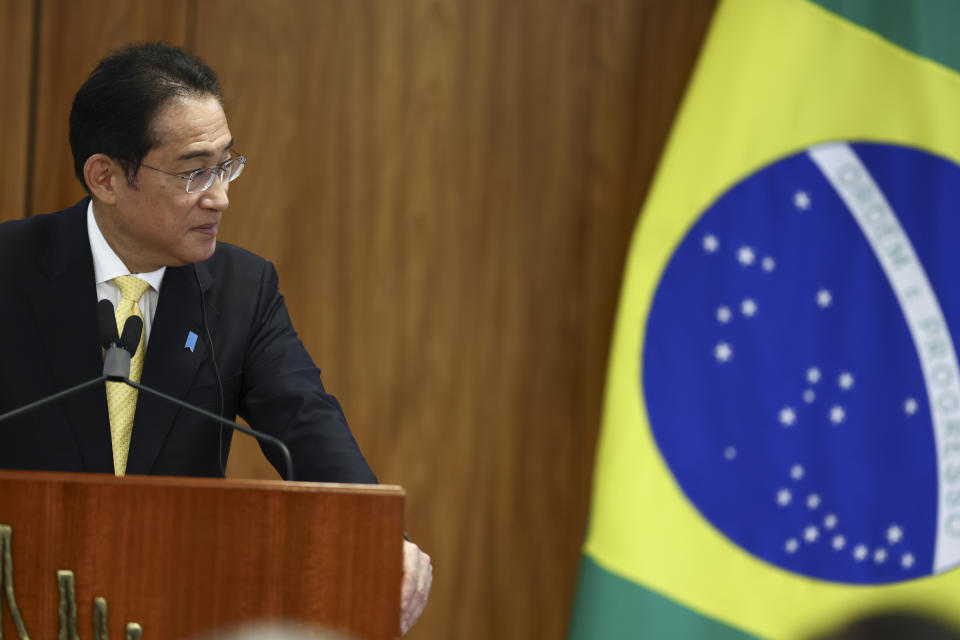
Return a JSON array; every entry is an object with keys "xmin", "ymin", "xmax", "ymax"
[{"xmin": 643, "ymin": 141, "xmax": 960, "ymax": 584}]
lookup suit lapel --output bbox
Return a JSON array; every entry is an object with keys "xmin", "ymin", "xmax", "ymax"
[
  {"xmin": 126, "ymin": 261, "xmax": 219, "ymax": 474},
  {"xmin": 31, "ymin": 200, "xmax": 113, "ymax": 473}
]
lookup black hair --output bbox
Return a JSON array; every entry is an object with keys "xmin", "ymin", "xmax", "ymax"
[{"xmin": 69, "ymin": 42, "xmax": 223, "ymax": 193}]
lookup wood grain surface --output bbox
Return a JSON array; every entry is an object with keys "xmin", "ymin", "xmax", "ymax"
[
  {"xmin": 0, "ymin": 471, "xmax": 403, "ymax": 639},
  {"xmin": 0, "ymin": 1, "xmax": 33, "ymax": 222},
  {"xmin": 0, "ymin": 1, "xmax": 718, "ymax": 637}
]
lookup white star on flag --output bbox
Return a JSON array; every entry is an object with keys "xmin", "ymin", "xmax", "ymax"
[
  {"xmin": 762, "ymin": 256, "xmax": 776, "ymax": 272},
  {"xmin": 779, "ymin": 407, "xmax": 797, "ymax": 426},
  {"xmin": 824, "ymin": 514, "xmax": 838, "ymax": 530},
  {"xmin": 714, "ymin": 342, "xmax": 733, "ymax": 363},
  {"xmin": 829, "ymin": 405, "xmax": 846, "ymax": 425},
  {"xmin": 887, "ymin": 524, "xmax": 903, "ymax": 545},
  {"xmin": 785, "ymin": 538, "xmax": 799, "ymax": 554},
  {"xmin": 874, "ymin": 548, "xmax": 888, "ymax": 564},
  {"xmin": 703, "ymin": 234, "xmax": 719, "ymax": 253},
  {"xmin": 716, "ymin": 306, "xmax": 732, "ymax": 324},
  {"xmin": 724, "ymin": 446, "xmax": 737, "ymax": 460},
  {"xmin": 853, "ymin": 544, "xmax": 868, "ymax": 561},
  {"xmin": 832, "ymin": 535, "xmax": 846, "ymax": 551},
  {"xmin": 816, "ymin": 289, "xmax": 833, "ymax": 308},
  {"xmin": 794, "ymin": 190, "xmax": 811, "ymax": 210},
  {"xmin": 737, "ymin": 246, "xmax": 756, "ymax": 266},
  {"xmin": 776, "ymin": 488, "xmax": 792, "ymax": 506},
  {"xmin": 904, "ymin": 398, "xmax": 918, "ymax": 415},
  {"xmin": 806, "ymin": 494, "xmax": 821, "ymax": 510},
  {"xmin": 790, "ymin": 464, "xmax": 804, "ymax": 480},
  {"xmin": 806, "ymin": 367, "xmax": 821, "ymax": 384},
  {"xmin": 901, "ymin": 553, "xmax": 915, "ymax": 569},
  {"xmin": 741, "ymin": 298, "xmax": 758, "ymax": 317},
  {"xmin": 803, "ymin": 389, "xmax": 815, "ymax": 404},
  {"xmin": 804, "ymin": 525, "xmax": 819, "ymax": 543},
  {"xmin": 838, "ymin": 372, "xmax": 854, "ymax": 390}
]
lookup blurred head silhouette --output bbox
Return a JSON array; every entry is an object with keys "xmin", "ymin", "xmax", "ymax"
[
  {"xmin": 187, "ymin": 620, "xmax": 356, "ymax": 640},
  {"xmin": 810, "ymin": 610, "xmax": 960, "ymax": 640}
]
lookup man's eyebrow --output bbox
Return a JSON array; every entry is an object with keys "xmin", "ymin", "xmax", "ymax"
[{"xmin": 177, "ymin": 139, "xmax": 234, "ymax": 162}]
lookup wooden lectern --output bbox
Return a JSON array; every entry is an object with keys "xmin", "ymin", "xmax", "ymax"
[{"xmin": 0, "ymin": 471, "xmax": 404, "ymax": 639}]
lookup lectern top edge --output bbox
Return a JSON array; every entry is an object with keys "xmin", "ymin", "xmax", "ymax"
[{"xmin": 0, "ymin": 470, "xmax": 405, "ymax": 496}]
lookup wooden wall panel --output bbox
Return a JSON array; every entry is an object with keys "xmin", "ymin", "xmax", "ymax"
[
  {"xmin": 0, "ymin": 2, "xmax": 34, "ymax": 222},
  {"xmin": 201, "ymin": 1, "xmax": 717, "ymax": 638},
  {"xmin": 29, "ymin": 0, "xmax": 190, "ymax": 215}
]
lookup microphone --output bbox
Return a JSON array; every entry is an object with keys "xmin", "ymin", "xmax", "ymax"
[
  {"xmin": 100, "ymin": 302, "xmax": 141, "ymax": 382},
  {"xmin": 118, "ymin": 316, "xmax": 142, "ymax": 354},
  {"xmin": 98, "ymin": 299, "xmax": 118, "ymax": 347}
]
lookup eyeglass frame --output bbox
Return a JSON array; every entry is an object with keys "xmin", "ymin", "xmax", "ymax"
[{"xmin": 140, "ymin": 150, "xmax": 246, "ymax": 194}]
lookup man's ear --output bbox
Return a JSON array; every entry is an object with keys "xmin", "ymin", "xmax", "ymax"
[{"xmin": 83, "ymin": 154, "xmax": 122, "ymax": 205}]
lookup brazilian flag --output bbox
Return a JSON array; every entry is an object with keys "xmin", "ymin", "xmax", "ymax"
[{"xmin": 569, "ymin": 0, "xmax": 960, "ymax": 638}]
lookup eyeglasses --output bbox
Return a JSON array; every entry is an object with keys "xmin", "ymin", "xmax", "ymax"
[{"xmin": 140, "ymin": 151, "xmax": 246, "ymax": 194}]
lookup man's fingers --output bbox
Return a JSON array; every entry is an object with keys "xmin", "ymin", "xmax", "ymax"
[
  {"xmin": 400, "ymin": 541, "xmax": 432, "ymax": 635},
  {"xmin": 401, "ymin": 540, "xmax": 417, "ymax": 610},
  {"xmin": 416, "ymin": 550, "xmax": 432, "ymax": 596}
]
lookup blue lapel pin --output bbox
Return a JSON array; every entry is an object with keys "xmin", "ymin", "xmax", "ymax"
[{"xmin": 185, "ymin": 331, "xmax": 198, "ymax": 352}]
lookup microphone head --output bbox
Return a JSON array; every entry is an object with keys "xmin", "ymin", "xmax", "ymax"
[
  {"xmin": 98, "ymin": 299, "xmax": 119, "ymax": 348},
  {"xmin": 119, "ymin": 315, "xmax": 144, "ymax": 356}
]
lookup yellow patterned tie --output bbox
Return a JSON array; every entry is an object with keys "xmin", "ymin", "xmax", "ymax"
[{"xmin": 106, "ymin": 276, "xmax": 151, "ymax": 477}]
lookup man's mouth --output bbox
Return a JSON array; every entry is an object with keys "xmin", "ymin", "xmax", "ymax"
[{"xmin": 193, "ymin": 223, "xmax": 219, "ymax": 236}]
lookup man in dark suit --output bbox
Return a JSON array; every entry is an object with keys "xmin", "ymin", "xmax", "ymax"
[{"xmin": 0, "ymin": 43, "xmax": 430, "ymax": 634}]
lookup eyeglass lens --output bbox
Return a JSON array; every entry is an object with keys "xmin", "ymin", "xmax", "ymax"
[{"xmin": 186, "ymin": 157, "xmax": 246, "ymax": 193}]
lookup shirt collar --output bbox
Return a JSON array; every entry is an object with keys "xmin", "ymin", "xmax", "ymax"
[{"xmin": 87, "ymin": 200, "xmax": 166, "ymax": 292}]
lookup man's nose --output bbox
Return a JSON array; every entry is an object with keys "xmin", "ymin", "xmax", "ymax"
[{"xmin": 200, "ymin": 171, "xmax": 230, "ymax": 211}]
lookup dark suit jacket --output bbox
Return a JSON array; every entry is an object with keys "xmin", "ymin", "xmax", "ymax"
[{"xmin": 0, "ymin": 199, "xmax": 376, "ymax": 483}]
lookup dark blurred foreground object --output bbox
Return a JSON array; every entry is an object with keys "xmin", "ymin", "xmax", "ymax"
[
  {"xmin": 187, "ymin": 620, "xmax": 356, "ymax": 640},
  {"xmin": 811, "ymin": 610, "xmax": 960, "ymax": 640}
]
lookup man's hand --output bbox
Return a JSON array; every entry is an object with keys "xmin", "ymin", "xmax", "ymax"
[{"xmin": 400, "ymin": 539, "xmax": 432, "ymax": 635}]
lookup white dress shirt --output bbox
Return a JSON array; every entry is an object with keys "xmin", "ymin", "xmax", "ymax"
[{"xmin": 87, "ymin": 201, "xmax": 166, "ymax": 344}]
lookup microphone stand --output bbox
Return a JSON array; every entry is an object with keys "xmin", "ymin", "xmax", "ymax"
[
  {"xmin": 121, "ymin": 378, "xmax": 294, "ymax": 482},
  {"xmin": 0, "ymin": 302, "xmax": 295, "ymax": 482},
  {"xmin": 0, "ymin": 376, "xmax": 108, "ymax": 423},
  {"xmin": 102, "ymin": 333, "xmax": 294, "ymax": 481},
  {"xmin": 0, "ymin": 375, "xmax": 295, "ymax": 482}
]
